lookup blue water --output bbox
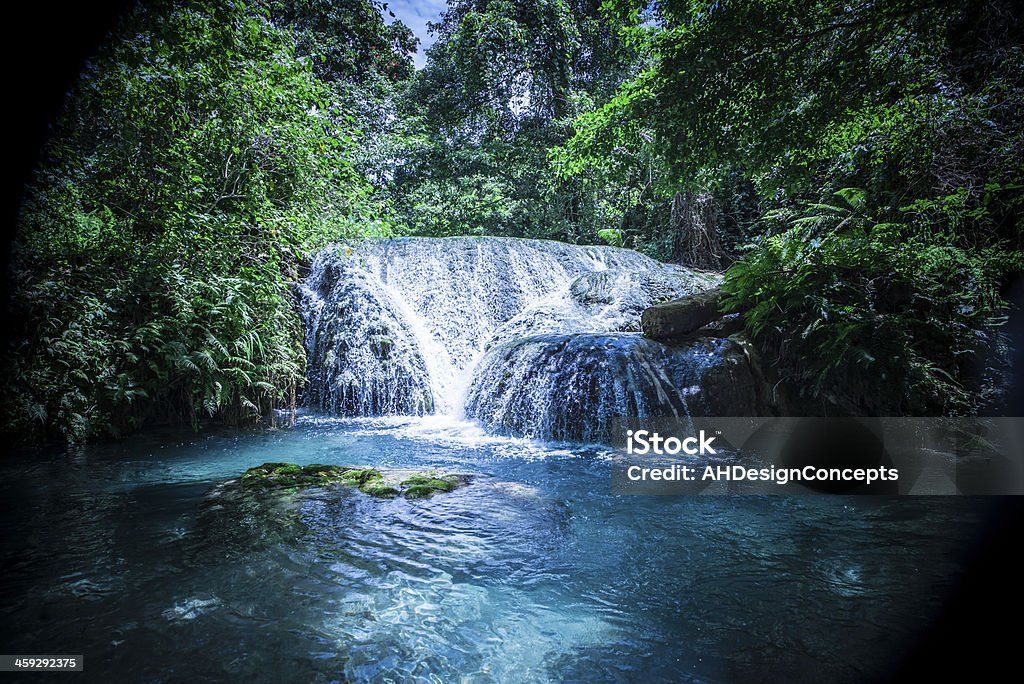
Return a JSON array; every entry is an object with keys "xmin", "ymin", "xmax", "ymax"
[{"xmin": 0, "ymin": 413, "xmax": 988, "ymax": 682}]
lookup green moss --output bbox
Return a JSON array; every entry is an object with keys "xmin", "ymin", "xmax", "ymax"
[
  {"xmin": 303, "ymin": 463, "xmax": 344, "ymax": 475},
  {"xmin": 359, "ymin": 480, "xmax": 399, "ymax": 497},
  {"xmin": 340, "ymin": 468, "xmax": 383, "ymax": 486},
  {"xmin": 241, "ymin": 462, "xmax": 351, "ymax": 490},
  {"xmin": 238, "ymin": 463, "xmax": 467, "ymax": 499},
  {"xmin": 399, "ymin": 473, "xmax": 461, "ymax": 499},
  {"xmin": 402, "ymin": 485, "xmax": 435, "ymax": 499}
]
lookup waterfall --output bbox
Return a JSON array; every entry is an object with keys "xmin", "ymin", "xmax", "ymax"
[{"xmin": 299, "ymin": 237, "xmax": 753, "ymax": 440}]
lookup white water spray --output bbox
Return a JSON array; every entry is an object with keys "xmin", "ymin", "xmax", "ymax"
[{"xmin": 299, "ymin": 237, "xmax": 747, "ymax": 440}]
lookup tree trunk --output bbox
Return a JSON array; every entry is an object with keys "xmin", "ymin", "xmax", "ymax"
[{"xmin": 671, "ymin": 191, "xmax": 724, "ymax": 270}]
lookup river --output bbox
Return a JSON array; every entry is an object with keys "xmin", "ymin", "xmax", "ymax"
[{"xmin": 0, "ymin": 413, "xmax": 989, "ymax": 681}]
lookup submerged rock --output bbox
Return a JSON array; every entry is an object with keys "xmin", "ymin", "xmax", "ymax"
[
  {"xmin": 240, "ymin": 462, "xmax": 469, "ymax": 499},
  {"xmin": 400, "ymin": 473, "xmax": 471, "ymax": 499}
]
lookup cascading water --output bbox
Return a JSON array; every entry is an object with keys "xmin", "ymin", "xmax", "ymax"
[
  {"xmin": 299, "ymin": 237, "xmax": 756, "ymax": 440},
  {"xmin": 465, "ymin": 334, "xmax": 758, "ymax": 442}
]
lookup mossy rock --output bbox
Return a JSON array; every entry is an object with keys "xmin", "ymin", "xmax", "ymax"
[
  {"xmin": 241, "ymin": 462, "xmax": 351, "ymax": 489},
  {"xmin": 240, "ymin": 462, "xmax": 469, "ymax": 499},
  {"xmin": 359, "ymin": 480, "xmax": 400, "ymax": 498},
  {"xmin": 400, "ymin": 473, "xmax": 468, "ymax": 499},
  {"xmin": 339, "ymin": 467, "xmax": 384, "ymax": 487}
]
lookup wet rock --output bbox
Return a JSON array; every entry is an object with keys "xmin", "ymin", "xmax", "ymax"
[
  {"xmin": 399, "ymin": 473, "xmax": 470, "ymax": 499},
  {"xmin": 695, "ymin": 334, "xmax": 766, "ymax": 416},
  {"xmin": 465, "ymin": 333, "xmax": 764, "ymax": 441},
  {"xmin": 692, "ymin": 313, "xmax": 745, "ymax": 338},
  {"xmin": 240, "ymin": 462, "xmax": 469, "ymax": 499},
  {"xmin": 241, "ymin": 462, "xmax": 352, "ymax": 489},
  {"xmin": 641, "ymin": 287, "xmax": 726, "ymax": 341},
  {"xmin": 568, "ymin": 267, "xmax": 718, "ymax": 317},
  {"xmin": 359, "ymin": 480, "xmax": 401, "ymax": 498}
]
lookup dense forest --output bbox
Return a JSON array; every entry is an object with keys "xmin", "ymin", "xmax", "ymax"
[{"xmin": 3, "ymin": 0, "xmax": 1023, "ymax": 444}]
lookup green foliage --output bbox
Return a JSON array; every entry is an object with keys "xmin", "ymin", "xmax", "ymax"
[
  {"xmin": 371, "ymin": 0, "xmax": 635, "ymax": 242},
  {"xmin": 557, "ymin": 0, "xmax": 1024, "ymax": 413},
  {"xmin": 723, "ymin": 190, "xmax": 1021, "ymax": 414},
  {"xmin": 3, "ymin": 0, "xmax": 401, "ymax": 443},
  {"xmin": 596, "ymin": 228, "xmax": 625, "ymax": 247},
  {"xmin": 267, "ymin": 0, "xmax": 417, "ymax": 85},
  {"xmin": 6, "ymin": 0, "xmax": 1022, "ymax": 435}
]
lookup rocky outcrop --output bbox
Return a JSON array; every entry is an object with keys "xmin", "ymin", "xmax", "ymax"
[
  {"xmin": 465, "ymin": 333, "xmax": 765, "ymax": 441},
  {"xmin": 639, "ymin": 290, "xmax": 785, "ymax": 416},
  {"xmin": 641, "ymin": 287, "xmax": 728, "ymax": 341}
]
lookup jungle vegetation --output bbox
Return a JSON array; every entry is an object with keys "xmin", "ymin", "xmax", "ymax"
[{"xmin": 3, "ymin": 0, "xmax": 1023, "ymax": 443}]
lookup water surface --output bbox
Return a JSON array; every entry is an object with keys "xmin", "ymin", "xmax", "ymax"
[{"xmin": 0, "ymin": 414, "xmax": 988, "ymax": 681}]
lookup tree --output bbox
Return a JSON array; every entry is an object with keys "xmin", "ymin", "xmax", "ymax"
[
  {"xmin": 3, "ymin": 0, "xmax": 400, "ymax": 443},
  {"xmin": 372, "ymin": 0, "xmax": 636, "ymax": 242},
  {"xmin": 559, "ymin": 0, "xmax": 1024, "ymax": 413}
]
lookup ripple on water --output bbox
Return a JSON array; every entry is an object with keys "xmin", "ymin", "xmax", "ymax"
[
  {"xmin": 0, "ymin": 416, "xmax": 992, "ymax": 682},
  {"xmin": 162, "ymin": 596, "xmax": 222, "ymax": 623}
]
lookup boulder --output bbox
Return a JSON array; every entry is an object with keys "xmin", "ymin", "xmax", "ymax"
[
  {"xmin": 692, "ymin": 313, "xmax": 745, "ymax": 338},
  {"xmin": 641, "ymin": 287, "xmax": 726, "ymax": 341}
]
